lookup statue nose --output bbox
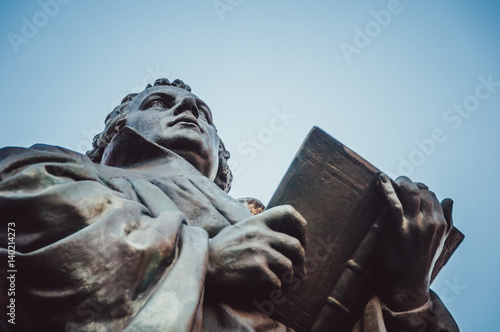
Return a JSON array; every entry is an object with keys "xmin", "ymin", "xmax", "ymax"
[{"xmin": 173, "ymin": 97, "xmax": 199, "ymax": 118}]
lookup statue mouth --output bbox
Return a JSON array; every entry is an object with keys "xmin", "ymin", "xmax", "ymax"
[{"xmin": 169, "ymin": 116, "xmax": 200, "ymax": 130}]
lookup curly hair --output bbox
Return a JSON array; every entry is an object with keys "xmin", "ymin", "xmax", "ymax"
[{"xmin": 86, "ymin": 78, "xmax": 233, "ymax": 192}]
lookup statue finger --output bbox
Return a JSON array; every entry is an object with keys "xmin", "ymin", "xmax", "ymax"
[
  {"xmin": 420, "ymin": 190, "xmax": 449, "ymax": 241},
  {"xmin": 395, "ymin": 176, "xmax": 421, "ymax": 217},
  {"xmin": 258, "ymin": 205, "xmax": 307, "ymax": 246},
  {"xmin": 258, "ymin": 265, "xmax": 283, "ymax": 291},
  {"xmin": 441, "ymin": 198, "xmax": 454, "ymax": 234},
  {"xmin": 268, "ymin": 232, "xmax": 306, "ymax": 267},
  {"xmin": 419, "ymin": 189, "xmax": 442, "ymax": 217},
  {"xmin": 379, "ymin": 174, "xmax": 404, "ymax": 226},
  {"xmin": 263, "ymin": 246, "xmax": 294, "ymax": 286}
]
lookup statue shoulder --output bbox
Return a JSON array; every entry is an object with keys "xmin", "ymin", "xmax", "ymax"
[{"xmin": 0, "ymin": 144, "xmax": 94, "ymax": 178}]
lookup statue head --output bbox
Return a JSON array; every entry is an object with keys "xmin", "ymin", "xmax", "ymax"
[{"xmin": 86, "ymin": 78, "xmax": 232, "ymax": 192}]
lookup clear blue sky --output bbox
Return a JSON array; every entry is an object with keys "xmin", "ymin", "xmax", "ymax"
[{"xmin": 1, "ymin": 1, "xmax": 499, "ymax": 330}]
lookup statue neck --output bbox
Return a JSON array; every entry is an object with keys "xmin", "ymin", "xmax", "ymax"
[{"xmin": 101, "ymin": 126, "xmax": 202, "ymax": 178}]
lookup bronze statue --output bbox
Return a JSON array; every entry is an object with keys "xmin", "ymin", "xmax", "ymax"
[{"xmin": 0, "ymin": 78, "xmax": 459, "ymax": 331}]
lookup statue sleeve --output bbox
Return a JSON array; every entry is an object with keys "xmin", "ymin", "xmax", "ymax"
[
  {"xmin": 0, "ymin": 145, "xmax": 209, "ymax": 331},
  {"xmin": 352, "ymin": 290, "xmax": 459, "ymax": 332}
]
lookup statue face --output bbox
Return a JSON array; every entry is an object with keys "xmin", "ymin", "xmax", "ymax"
[{"xmin": 125, "ymin": 85, "xmax": 220, "ymax": 180}]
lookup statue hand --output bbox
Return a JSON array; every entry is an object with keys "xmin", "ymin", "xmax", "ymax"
[
  {"xmin": 376, "ymin": 175, "xmax": 453, "ymax": 311},
  {"xmin": 206, "ymin": 205, "xmax": 307, "ymax": 301}
]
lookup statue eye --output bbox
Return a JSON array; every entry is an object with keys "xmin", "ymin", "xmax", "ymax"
[
  {"xmin": 198, "ymin": 107, "xmax": 212, "ymax": 124},
  {"xmin": 200, "ymin": 109, "xmax": 208, "ymax": 119},
  {"xmin": 150, "ymin": 100, "xmax": 167, "ymax": 109}
]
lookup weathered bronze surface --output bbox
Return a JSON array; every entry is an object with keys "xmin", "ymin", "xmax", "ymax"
[{"xmin": 0, "ymin": 79, "xmax": 460, "ymax": 331}]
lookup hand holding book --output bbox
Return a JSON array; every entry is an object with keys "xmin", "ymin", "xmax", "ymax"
[
  {"xmin": 206, "ymin": 205, "xmax": 307, "ymax": 302},
  {"xmin": 375, "ymin": 174, "xmax": 454, "ymax": 312}
]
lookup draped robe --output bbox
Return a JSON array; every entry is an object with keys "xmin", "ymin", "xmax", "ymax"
[{"xmin": 0, "ymin": 127, "xmax": 459, "ymax": 331}]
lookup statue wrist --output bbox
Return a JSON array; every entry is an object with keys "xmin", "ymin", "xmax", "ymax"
[{"xmin": 382, "ymin": 287, "xmax": 430, "ymax": 312}]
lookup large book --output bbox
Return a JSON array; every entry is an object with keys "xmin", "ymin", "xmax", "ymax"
[{"xmin": 267, "ymin": 127, "xmax": 464, "ymax": 332}]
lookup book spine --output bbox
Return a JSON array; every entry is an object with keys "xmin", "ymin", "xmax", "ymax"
[{"xmin": 310, "ymin": 221, "xmax": 382, "ymax": 332}]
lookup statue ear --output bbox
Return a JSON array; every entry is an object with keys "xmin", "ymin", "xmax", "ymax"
[
  {"xmin": 214, "ymin": 140, "xmax": 232, "ymax": 193},
  {"xmin": 87, "ymin": 95, "xmax": 136, "ymax": 163}
]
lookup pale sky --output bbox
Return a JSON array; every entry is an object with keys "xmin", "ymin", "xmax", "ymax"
[{"xmin": 1, "ymin": 1, "xmax": 499, "ymax": 330}]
